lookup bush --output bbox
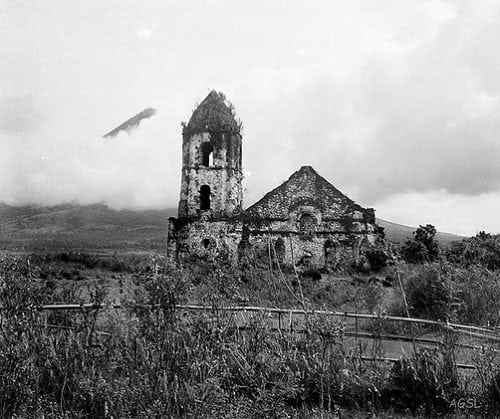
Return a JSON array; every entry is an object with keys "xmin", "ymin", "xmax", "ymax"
[
  {"xmin": 454, "ymin": 268, "xmax": 500, "ymax": 326},
  {"xmin": 385, "ymin": 346, "xmax": 461, "ymax": 414},
  {"xmin": 486, "ymin": 370, "xmax": 500, "ymax": 413},
  {"xmin": 361, "ymin": 283, "xmax": 384, "ymax": 314},
  {"xmin": 447, "ymin": 232, "xmax": 500, "ymax": 271},
  {"xmin": 405, "ymin": 265, "xmax": 454, "ymax": 321},
  {"xmin": 401, "ymin": 240, "xmax": 429, "ymax": 264},
  {"xmin": 364, "ymin": 248, "xmax": 389, "ymax": 272},
  {"xmin": 27, "ymin": 251, "xmax": 150, "ymax": 275}
]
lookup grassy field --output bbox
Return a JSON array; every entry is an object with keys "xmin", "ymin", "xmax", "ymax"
[
  {"xmin": 2, "ymin": 222, "xmax": 499, "ymax": 417},
  {"xmin": 18, "ymin": 254, "xmax": 500, "ymax": 383},
  {"xmin": 2, "ymin": 251, "xmax": 498, "ymax": 417}
]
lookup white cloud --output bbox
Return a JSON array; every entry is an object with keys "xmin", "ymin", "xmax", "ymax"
[
  {"xmin": 137, "ymin": 28, "xmax": 151, "ymax": 39},
  {"xmin": 0, "ymin": 109, "xmax": 179, "ymax": 209},
  {"xmin": 3, "ymin": 0, "xmax": 500, "ymax": 234},
  {"xmin": 376, "ymin": 190, "xmax": 500, "ymax": 236}
]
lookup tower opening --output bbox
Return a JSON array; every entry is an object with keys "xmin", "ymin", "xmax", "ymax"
[
  {"xmin": 200, "ymin": 185, "xmax": 211, "ymax": 210},
  {"xmin": 201, "ymin": 142, "xmax": 214, "ymax": 166}
]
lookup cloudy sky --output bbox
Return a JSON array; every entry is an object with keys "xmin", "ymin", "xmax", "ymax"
[{"xmin": 2, "ymin": 0, "xmax": 500, "ymax": 236}]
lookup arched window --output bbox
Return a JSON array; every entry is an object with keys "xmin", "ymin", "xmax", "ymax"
[
  {"xmin": 200, "ymin": 142, "xmax": 214, "ymax": 166},
  {"xmin": 200, "ymin": 185, "xmax": 211, "ymax": 210},
  {"xmin": 299, "ymin": 213, "xmax": 315, "ymax": 234}
]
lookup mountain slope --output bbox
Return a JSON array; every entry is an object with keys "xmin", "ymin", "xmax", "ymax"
[
  {"xmin": 104, "ymin": 108, "xmax": 156, "ymax": 138},
  {"xmin": 0, "ymin": 203, "xmax": 174, "ymax": 251},
  {"xmin": 376, "ymin": 218, "xmax": 462, "ymax": 245},
  {"xmin": 0, "ymin": 203, "xmax": 463, "ymax": 251}
]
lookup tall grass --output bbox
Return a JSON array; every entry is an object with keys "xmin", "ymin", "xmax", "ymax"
[{"xmin": 0, "ymin": 256, "xmax": 498, "ymax": 417}]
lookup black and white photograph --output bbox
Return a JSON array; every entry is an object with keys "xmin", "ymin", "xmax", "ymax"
[{"xmin": 1, "ymin": 1, "xmax": 500, "ymax": 417}]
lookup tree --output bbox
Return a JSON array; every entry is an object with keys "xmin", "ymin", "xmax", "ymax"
[{"xmin": 401, "ymin": 224, "xmax": 440, "ymax": 264}]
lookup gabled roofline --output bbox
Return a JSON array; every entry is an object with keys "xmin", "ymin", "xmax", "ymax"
[{"xmin": 246, "ymin": 165, "xmax": 363, "ymax": 213}]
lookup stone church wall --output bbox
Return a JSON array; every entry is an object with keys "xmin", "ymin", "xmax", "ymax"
[{"xmin": 168, "ymin": 217, "xmax": 243, "ymax": 264}]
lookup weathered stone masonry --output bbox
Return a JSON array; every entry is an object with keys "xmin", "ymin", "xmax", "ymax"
[
  {"xmin": 167, "ymin": 91, "xmax": 244, "ymax": 263},
  {"xmin": 243, "ymin": 166, "xmax": 379, "ymax": 269},
  {"xmin": 167, "ymin": 91, "xmax": 381, "ymax": 268}
]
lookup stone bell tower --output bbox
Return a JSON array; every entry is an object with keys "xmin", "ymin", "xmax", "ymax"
[
  {"xmin": 178, "ymin": 90, "xmax": 243, "ymax": 219},
  {"xmin": 167, "ymin": 91, "xmax": 244, "ymax": 263}
]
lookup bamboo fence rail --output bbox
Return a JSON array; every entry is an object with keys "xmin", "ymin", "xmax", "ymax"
[
  {"xmin": 32, "ymin": 302, "xmax": 500, "ymax": 336},
  {"xmin": 4, "ymin": 302, "xmax": 496, "ymax": 370}
]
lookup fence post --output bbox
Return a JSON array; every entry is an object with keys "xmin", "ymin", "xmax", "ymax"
[{"xmin": 392, "ymin": 253, "xmax": 417, "ymax": 353}]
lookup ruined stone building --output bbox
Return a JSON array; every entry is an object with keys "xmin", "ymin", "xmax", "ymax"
[{"xmin": 167, "ymin": 91, "xmax": 381, "ymax": 269}]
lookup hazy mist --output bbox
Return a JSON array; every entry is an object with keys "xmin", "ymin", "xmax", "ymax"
[{"xmin": 2, "ymin": 0, "xmax": 500, "ymax": 235}]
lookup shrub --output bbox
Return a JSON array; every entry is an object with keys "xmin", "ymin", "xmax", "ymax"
[
  {"xmin": 385, "ymin": 346, "xmax": 461, "ymax": 414},
  {"xmin": 364, "ymin": 248, "xmax": 389, "ymax": 272},
  {"xmin": 447, "ymin": 232, "xmax": 500, "ymax": 271},
  {"xmin": 401, "ymin": 240, "xmax": 429, "ymax": 264},
  {"xmin": 405, "ymin": 265, "xmax": 453, "ymax": 321},
  {"xmin": 486, "ymin": 370, "xmax": 500, "ymax": 413},
  {"xmin": 361, "ymin": 283, "xmax": 384, "ymax": 314},
  {"xmin": 27, "ymin": 251, "xmax": 151, "ymax": 275},
  {"xmin": 454, "ymin": 268, "xmax": 500, "ymax": 326}
]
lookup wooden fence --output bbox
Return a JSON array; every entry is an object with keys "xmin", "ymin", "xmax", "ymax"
[
  {"xmin": 36, "ymin": 302, "xmax": 500, "ymax": 335},
  {"xmin": 4, "ymin": 302, "xmax": 496, "ymax": 370}
]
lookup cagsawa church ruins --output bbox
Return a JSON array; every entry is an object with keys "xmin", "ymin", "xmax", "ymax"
[{"xmin": 167, "ymin": 91, "xmax": 382, "ymax": 269}]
